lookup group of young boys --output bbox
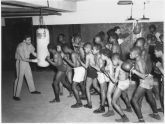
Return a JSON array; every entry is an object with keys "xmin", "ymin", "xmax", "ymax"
[{"xmin": 46, "ymin": 24, "xmax": 164, "ymax": 122}]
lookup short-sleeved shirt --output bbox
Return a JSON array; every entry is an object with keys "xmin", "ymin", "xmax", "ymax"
[{"xmin": 15, "ymin": 41, "xmax": 35, "ymax": 60}]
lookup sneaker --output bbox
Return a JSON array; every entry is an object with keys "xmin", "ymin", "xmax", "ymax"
[
  {"xmin": 31, "ymin": 91, "xmax": 41, "ymax": 94},
  {"xmin": 49, "ymin": 98, "xmax": 60, "ymax": 103},
  {"xmin": 102, "ymin": 110, "xmax": 115, "ymax": 117},
  {"xmin": 84, "ymin": 104, "xmax": 92, "ymax": 109},
  {"xmin": 71, "ymin": 103, "xmax": 83, "ymax": 108},
  {"xmin": 123, "ymin": 107, "xmax": 132, "ymax": 112},
  {"xmin": 93, "ymin": 106, "xmax": 105, "ymax": 113},
  {"xmin": 13, "ymin": 96, "xmax": 21, "ymax": 101},
  {"xmin": 115, "ymin": 117, "xmax": 129, "ymax": 122},
  {"xmin": 137, "ymin": 119, "xmax": 145, "ymax": 123},
  {"xmin": 149, "ymin": 113, "xmax": 161, "ymax": 120}
]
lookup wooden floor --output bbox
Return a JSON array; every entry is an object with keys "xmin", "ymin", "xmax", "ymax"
[{"xmin": 2, "ymin": 70, "xmax": 164, "ymax": 123}]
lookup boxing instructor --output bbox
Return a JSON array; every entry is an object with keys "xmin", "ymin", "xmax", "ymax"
[{"xmin": 13, "ymin": 35, "xmax": 41, "ymax": 101}]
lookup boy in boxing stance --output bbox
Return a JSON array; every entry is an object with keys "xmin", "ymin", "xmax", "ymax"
[
  {"xmin": 130, "ymin": 46, "xmax": 160, "ymax": 122},
  {"xmin": 62, "ymin": 45, "xmax": 86, "ymax": 108},
  {"xmin": 46, "ymin": 44, "xmax": 72, "ymax": 103},
  {"xmin": 78, "ymin": 42, "xmax": 100, "ymax": 109},
  {"xmin": 154, "ymin": 43, "xmax": 164, "ymax": 113},
  {"xmin": 111, "ymin": 53, "xmax": 130, "ymax": 122},
  {"xmin": 92, "ymin": 48, "xmax": 113, "ymax": 114}
]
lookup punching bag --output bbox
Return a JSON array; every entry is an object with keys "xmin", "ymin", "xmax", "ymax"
[
  {"xmin": 36, "ymin": 28, "xmax": 50, "ymax": 67},
  {"xmin": 133, "ymin": 20, "xmax": 141, "ymax": 35}
]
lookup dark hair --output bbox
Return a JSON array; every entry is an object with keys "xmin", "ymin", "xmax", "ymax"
[
  {"xmin": 109, "ymin": 32, "xmax": 119, "ymax": 41},
  {"xmin": 135, "ymin": 37, "xmax": 146, "ymax": 46},
  {"xmin": 130, "ymin": 46, "xmax": 142, "ymax": 56},
  {"xmin": 23, "ymin": 34, "xmax": 31, "ymax": 40},
  {"xmin": 111, "ymin": 53, "xmax": 120, "ymax": 60},
  {"xmin": 159, "ymin": 34, "xmax": 163, "ymax": 40},
  {"xmin": 149, "ymin": 24, "xmax": 156, "ymax": 31},
  {"xmin": 113, "ymin": 26, "xmax": 120, "ymax": 32},
  {"xmin": 155, "ymin": 42, "xmax": 163, "ymax": 53},
  {"xmin": 47, "ymin": 44, "xmax": 57, "ymax": 50},
  {"xmin": 73, "ymin": 33, "xmax": 81, "ymax": 39},
  {"xmin": 100, "ymin": 49, "xmax": 112, "ymax": 58},
  {"xmin": 93, "ymin": 43, "xmax": 102, "ymax": 51},
  {"xmin": 107, "ymin": 28, "xmax": 115, "ymax": 37},
  {"xmin": 58, "ymin": 33, "xmax": 65, "ymax": 37},
  {"xmin": 98, "ymin": 31, "xmax": 105, "ymax": 41},
  {"xmin": 83, "ymin": 42, "xmax": 92, "ymax": 48}
]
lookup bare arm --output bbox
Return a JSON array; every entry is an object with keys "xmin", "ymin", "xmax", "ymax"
[
  {"xmin": 78, "ymin": 55, "xmax": 90, "ymax": 69},
  {"xmin": 156, "ymin": 62, "xmax": 164, "ymax": 75},
  {"xmin": 131, "ymin": 61, "xmax": 147, "ymax": 79},
  {"xmin": 64, "ymin": 53, "xmax": 77, "ymax": 68}
]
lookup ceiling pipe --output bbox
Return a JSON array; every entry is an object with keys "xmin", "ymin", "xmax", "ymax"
[{"xmin": 1, "ymin": 1, "xmax": 62, "ymax": 15}]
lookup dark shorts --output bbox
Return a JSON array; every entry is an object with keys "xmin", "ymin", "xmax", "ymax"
[{"xmin": 87, "ymin": 67, "xmax": 98, "ymax": 79}]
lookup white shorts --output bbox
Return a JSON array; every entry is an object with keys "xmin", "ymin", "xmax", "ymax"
[
  {"xmin": 73, "ymin": 66, "xmax": 86, "ymax": 83},
  {"xmin": 97, "ymin": 72, "xmax": 109, "ymax": 84},
  {"xmin": 140, "ymin": 74, "xmax": 154, "ymax": 89},
  {"xmin": 118, "ymin": 79, "xmax": 130, "ymax": 91}
]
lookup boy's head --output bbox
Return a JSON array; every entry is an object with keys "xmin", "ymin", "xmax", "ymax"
[
  {"xmin": 149, "ymin": 24, "xmax": 156, "ymax": 33},
  {"xmin": 159, "ymin": 34, "xmax": 163, "ymax": 42},
  {"xmin": 111, "ymin": 53, "xmax": 120, "ymax": 66},
  {"xmin": 109, "ymin": 33, "xmax": 119, "ymax": 44},
  {"xmin": 74, "ymin": 34, "xmax": 82, "ymax": 44},
  {"xmin": 154, "ymin": 43, "xmax": 163, "ymax": 58},
  {"xmin": 56, "ymin": 44, "xmax": 62, "ymax": 52},
  {"xmin": 92, "ymin": 43, "xmax": 102, "ymax": 55},
  {"xmin": 62, "ymin": 44, "xmax": 71, "ymax": 54},
  {"xmin": 58, "ymin": 33, "xmax": 66, "ymax": 43},
  {"xmin": 135, "ymin": 37, "xmax": 146, "ymax": 49},
  {"xmin": 48, "ymin": 44, "xmax": 56, "ymax": 54},
  {"xmin": 130, "ymin": 46, "xmax": 142, "ymax": 59},
  {"xmin": 94, "ymin": 35, "xmax": 102, "ymax": 44},
  {"xmin": 83, "ymin": 42, "xmax": 92, "ymax": 54},
  {"xmin": 113, "ymin": 26, "xmax": 121, "ymax": 35},
  {"xmin": 98, "ymin": 31, "xmax": 105, "ymax": 41},
  {"xmin": 100, "ymin": 49, "xmax": 112, "ymax": 60}
]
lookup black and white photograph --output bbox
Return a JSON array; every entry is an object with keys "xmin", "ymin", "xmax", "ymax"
[{"xmin": 1, "ymin": 0, "xmax": 164, "ymax": 123}]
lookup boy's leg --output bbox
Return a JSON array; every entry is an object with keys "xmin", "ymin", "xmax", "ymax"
[
  {"xmin": 49, "ymin": 71, "xmax": 63, "ymax": 103},
  {"xmin": 79, "ymin": 81, "xmax": 86, "ymax": 99},
  {"xmin": 71, "ymin": 81, "xmax": 82, "ymax": 108},
  {"xmin": 93, "ymin": 78, "xmax": 100, "ymax": 93},
  {"xmin": 159, "ymin": 83, "xmax": 164, "ymax": 112},
  {"xmin": 112, "ymin": 87, "xmax": 129, "ymax": 122},
  {"xmin": 145, "ymin": 89, "xmax": 161, "ymax": 120},
  {"xmin": 93, "ymin": 82, "xmax": 107, "ymax": 113},
  {"xmin": 131, "ymin": 86, "xmax": 146, "ymax": 122},
  {"xmin": 59, "ymin": 82, "xmax": 63, "ymax": 95},
  {"xmin": 102, "ymin": 82, "xmax": 115, "ymax": 117},
  {"xmin": 84, "ymin": 77, "xmax": 93, "ymax": 108},
  {"xmin": 121, "ymin": 91, "xmax": 132, "ymax": 112},
  {"xmin": 61, "ymin": 73, "xmax": 72, "ymax": 92}
]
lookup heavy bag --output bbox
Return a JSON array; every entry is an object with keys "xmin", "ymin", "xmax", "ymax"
[
  {"xmin": 36, "ymin": 28, "xmax": 50, "ymax": 67},
  {"xmin": 133, "ymin": 20, "xmax": 141, "ymax": 35}
]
